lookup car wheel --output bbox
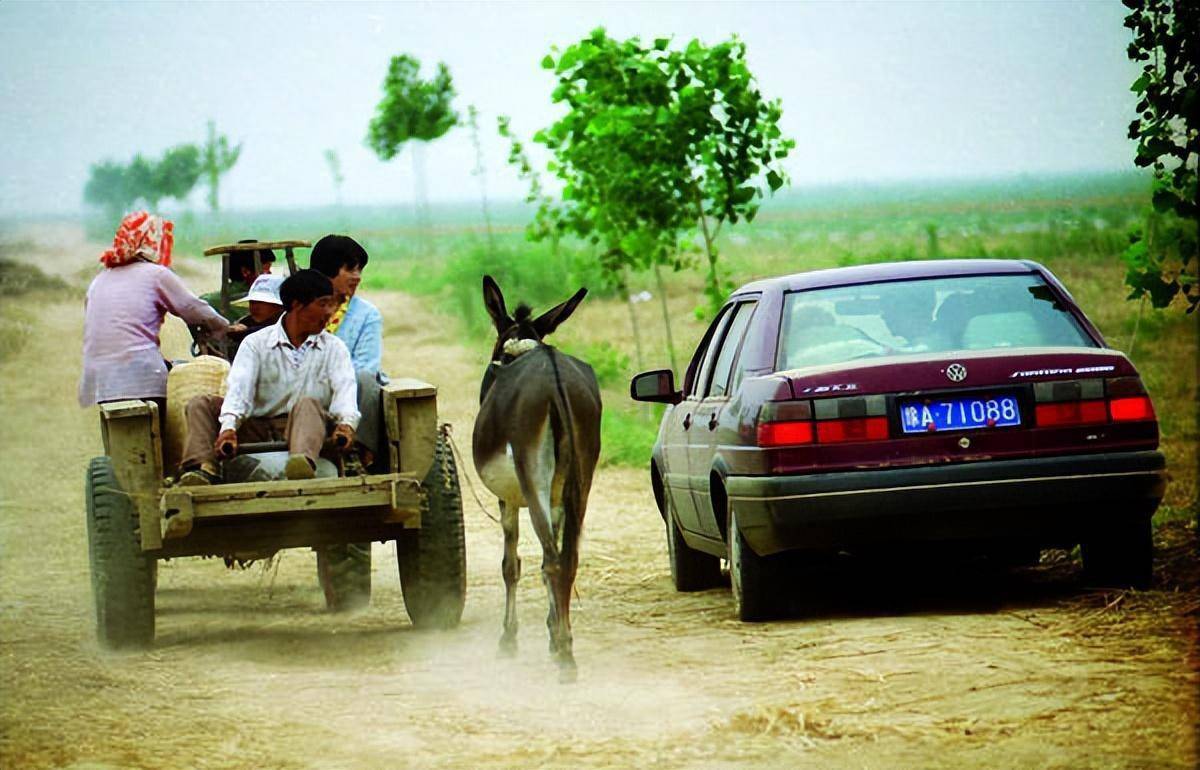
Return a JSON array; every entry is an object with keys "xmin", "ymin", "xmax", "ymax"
[
  {"xmin": 728, "ymin": 502, "xmax": 780, "ymax": 622},
  {"xmin": 664, "ymin": 489, "xmax": 722, "ymax": 592},
  {"xmin": 1082, "ymin": 514, "xmax": 1153, "ymax": 590}
]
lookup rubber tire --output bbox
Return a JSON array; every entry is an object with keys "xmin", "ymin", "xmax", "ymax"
[
  {"xmin": 85, "ymin": 457, "xmax": 155, "ymax": 648},
  {"xmin": 665, "ymin": 490, "xmax": 723, "ymax": 592},
  {"xmin": 728, "ymin": 503, "xmax": 781, "ymax": 622},
  {"xmin": 1082, "ymin": 515, "xmax": 1154, "ymax": 590},
  {"xmin": 317, "ymin": 543, "xmax": 372, "ymax": 612},
  {"xmin": 396, "ymin": 434, "xmax": 466, "ymax": 629}
]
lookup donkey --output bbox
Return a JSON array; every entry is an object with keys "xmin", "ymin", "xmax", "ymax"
[{"xmin": 473, "ymin": 275, "xmax": 601, "ymax": 683}]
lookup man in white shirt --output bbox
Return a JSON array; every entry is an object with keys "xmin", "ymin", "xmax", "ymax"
[{"xmin": 179, "ymin": 270, "xmax": 360, "ymax": 483}]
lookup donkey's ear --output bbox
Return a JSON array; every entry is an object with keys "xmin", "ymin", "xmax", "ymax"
[
  {"xmin": 533, "ymin": 287, "xmax": 588, "ymax": 338},
  {"xmin": 482, "ymin": 275, "xmax": 511, "ymax": 332}
]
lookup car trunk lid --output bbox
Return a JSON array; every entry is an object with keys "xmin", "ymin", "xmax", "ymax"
[{"xmin": 757, "ymin": 347, "xmax": 1157, "ymax": 474}]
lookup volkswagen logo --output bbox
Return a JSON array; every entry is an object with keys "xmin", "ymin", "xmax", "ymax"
[{"xmin": 945, "ymin": 363, "xmax": 968, "ymax": 382}]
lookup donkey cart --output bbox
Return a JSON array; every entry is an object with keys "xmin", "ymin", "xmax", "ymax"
[{"xmin": 84, "ymin": 240, "xmax": 466, "ymax": 649}]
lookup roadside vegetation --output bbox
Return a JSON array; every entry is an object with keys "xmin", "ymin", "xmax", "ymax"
[{"xmin": 0, "ymin": 251, "xmax": 77, "ymax": 361}]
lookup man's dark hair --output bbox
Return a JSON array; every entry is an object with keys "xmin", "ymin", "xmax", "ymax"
[
  {"xmin": 230, "ymin": 238, "xmax": 276, "ymax": 279},
  {"xmin": 310, "ymin": 234, "xmax": 369, "ymax": 277},
  {"xmin": 279, "ymin": 269, "xmax": 334, "ymax": 310}
]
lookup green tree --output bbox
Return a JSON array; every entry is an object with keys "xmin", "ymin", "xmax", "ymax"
[
  {"xmin": 84, "ymin": 144, "xmax": 200, "ymax": 219},
  {"xmin": 520, "ymin": 29, "xmax": 793, "ymax": 372},
  {"xmin": 150, "ymin": 144, "xmax": 202, "ymax": 208},
  {"xmin": 1121, "ymin": 0, "xmax": 1198, "ymax": 312},
  {"xmin": 498, "ymin": 114, "xmax": 651, "ymax": 370},
  {"xmin": 201, "ymin": 120, "xmax": 242, "ymax": 212},
  {"xmin": 125, "ymin": 155, "xmax": 156, "ymax": 207},
  {"xmin": 367, "ymin": 54, "xmax": 458, "ymax": 252},
  {"xmin": 83, "ymin": 160, "xmax": 135, "ymax": 222}
]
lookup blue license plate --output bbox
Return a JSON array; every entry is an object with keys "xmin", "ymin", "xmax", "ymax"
[{"xmin": 899, "ymin": 394, "xmax": 1021, "ymax": 433}]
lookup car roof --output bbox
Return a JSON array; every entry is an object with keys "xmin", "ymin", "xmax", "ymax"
[{"xmin": 733, "ymin": 259, "xmax": 1041, "ymax": 296}]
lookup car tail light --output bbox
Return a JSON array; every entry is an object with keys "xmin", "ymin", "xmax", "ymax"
[
  {"xmin": 1032, "ymin": 377, "xmax": 1157, "ymax": 427},
  {"xmin": 1109, "ymin": 396, "xmax": 1155, "ymax": 422},
  {"xmin": 1034, "ymin": 399, "xmax": 1108, "ymax": 427},
  {"xmin": 757, "ymin": 396, "xmax": 891, "ymax": 446},
  {"xmin": 816, "ymin": 416, "xmax": 889, "ymax": 443},
  {"xmin": 756, "ymin": 400, "xmax": 814, "ymax": 447},
  {"xmin": 757, "ymin": 421, "xmax": 814, "ymax": 446}
]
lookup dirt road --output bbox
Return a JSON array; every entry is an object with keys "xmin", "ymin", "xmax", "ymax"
[{"xmin": 1, "ymin": 231, "xmax": 1196, "ymax": 768}]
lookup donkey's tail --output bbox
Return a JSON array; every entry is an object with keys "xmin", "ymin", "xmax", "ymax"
[
  {"xmin": 546, "ymin": 347, "xmax": 585, "ymax": 576},
  {"xmin": 558, "ymin": 427, "xmax": 584, "ymax": 579}
]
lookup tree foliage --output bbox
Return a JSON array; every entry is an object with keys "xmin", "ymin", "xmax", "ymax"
[
  {"xmin": 148, "ymin": 144, "xmax": 202, "ymax": 207},
  {"xmin": 83, "ymin": 144, "xmax": 201, "ymax": 219},
  {"xmin": 1121, "ymin": 0, "xmax": 1198, "ymax": 312},
  {"xmin": 527, "ymin": 28, "xmax": 794, "ymax": 316},
  {"xmin": 83, "ymin": 160, "xmax": 136, "ymax": 220},
  {"xmin": 201, "ymin": 120, "xmax": 242, "ymax": 212},
  {"xmin": 366, "ymin": 55, "xmax": 458, "ymax": 159}
]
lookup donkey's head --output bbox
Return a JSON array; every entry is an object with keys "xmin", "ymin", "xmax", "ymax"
[
  {"xmin": 482, "ymin": 275, "xmax": 587, "ymax": 363},
  {"xmin": 480, "ymin": 275, "xmax": 587, "ymax": 400}
]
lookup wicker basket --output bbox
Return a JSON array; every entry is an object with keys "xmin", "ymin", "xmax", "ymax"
[{"xmin": 164, "ymin": 356, "xmax": 229, "ymax": 474}]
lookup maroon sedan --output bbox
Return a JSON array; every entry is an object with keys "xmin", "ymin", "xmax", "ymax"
[{"xmin": 631, "ymin": 259, "xmax": 1166, "ymax": 620}]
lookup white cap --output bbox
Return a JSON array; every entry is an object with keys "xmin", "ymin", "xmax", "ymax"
[{"xmin": 233, "ymin": 274, "xmax": 284, "ymax": 307}]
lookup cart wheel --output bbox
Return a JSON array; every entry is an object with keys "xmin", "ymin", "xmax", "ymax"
[
  {"xmin": 397, "ymin": 433, "xmax": 466, "ymax": 629},
  {"xmin": 86, "ymin": 457, "xmax": 155, "ymax": 648},
  {"xmin": 317, "ymin": 543, "xmax": 372, "ymax": 612}
]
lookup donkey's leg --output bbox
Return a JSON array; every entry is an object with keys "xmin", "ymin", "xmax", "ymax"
[
  {"xmin": 511, "ymin": 430, "xmax": 562, "ymax": 659},
  {"xmin": 498, "ymin": 498, "xmax": 521, "ymax": 657},
  {"xmin": 549, "ymin": 472, "xmax": 566, "ymax": 542},
  {"xmin": 552, "ymin": 459, "xmax": 594, "ymax": 683}
]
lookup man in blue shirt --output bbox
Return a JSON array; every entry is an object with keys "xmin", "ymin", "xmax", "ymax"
[{"xmin": 310, "ymin": 235, "xmax": 385, "ymax": 469}]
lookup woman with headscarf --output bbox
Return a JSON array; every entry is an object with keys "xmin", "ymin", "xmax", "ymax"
[{"xmin": 78, "ymin": 211, "xmax": 230, "ymax": 414}]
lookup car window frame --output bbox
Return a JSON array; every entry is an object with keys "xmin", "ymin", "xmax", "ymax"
[
  {"xmin": 687, "ymin": 304, "xmax": 736, "ymax": 399},
  {"xmin": 705, "ymin": 300, "xmax": 758, "ymax": 399}
]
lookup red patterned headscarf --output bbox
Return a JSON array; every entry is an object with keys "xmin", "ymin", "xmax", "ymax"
[{"xmin": 99, "ymin": 211, "xmax": 174, "ymax": 268}]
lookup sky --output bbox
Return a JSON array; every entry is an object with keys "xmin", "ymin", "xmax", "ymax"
[{"xmin": 0, "ymin": 1, "xmax": 1141, "ymax": 216}]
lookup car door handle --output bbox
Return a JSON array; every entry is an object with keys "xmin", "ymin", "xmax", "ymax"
[
  {"xmin": 707, "ymin": 412, "xmax": 719, "ymax": 430},
  {"xmin": 682, "ymin": 413, "xmax": 692, "ymax": 430}
]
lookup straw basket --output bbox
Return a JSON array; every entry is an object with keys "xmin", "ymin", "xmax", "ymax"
[{"xmin": 164, "ymin": 356, "xmax": 229, "ymax": 474}]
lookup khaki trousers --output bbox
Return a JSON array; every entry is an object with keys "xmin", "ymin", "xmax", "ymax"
[{"xmin": 180, "ymin": 394, "xmax": 332, "ymax": 472}]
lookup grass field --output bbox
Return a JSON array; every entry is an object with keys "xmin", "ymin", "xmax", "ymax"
[{"xmin": 41, "ymin": 171, "xmax": 1198, "ymax": 519}]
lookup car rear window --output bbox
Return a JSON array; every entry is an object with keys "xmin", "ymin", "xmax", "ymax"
[{"xmin": 778, "ymin": 273, "xmax": 1095, "ymax": 370}]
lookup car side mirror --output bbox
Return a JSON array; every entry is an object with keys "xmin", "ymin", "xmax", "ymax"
[{"xmin": 630, "ymin": 369, "xmax": 682, "ymax": 404}]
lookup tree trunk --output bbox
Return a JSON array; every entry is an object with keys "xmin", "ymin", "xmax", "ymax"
[
  {"xmin": 617, "ymin": 271, "xmax": 645, "ymax": 374},
  {"xmin": 694, "ymin": 185, "xmax": 722, "ymax": 316},
  {"xmin": 468, "ymin": 111, "xmax": 496, "ymax": 256},
  {"xmin": 652, "ymin": 261, "xmax": 679, "ymax": 377},
  {"xmin": 207, "ymin": 167, "xmax": 219, "ymax": 212},
  {"xmin": 410, "ymin": 145, "xmax": 429, "ymax": 260}
]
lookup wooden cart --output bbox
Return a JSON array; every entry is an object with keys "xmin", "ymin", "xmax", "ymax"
[{"xmin": 84, "ymin": 242, "xmax": 466, "ymax": 649}]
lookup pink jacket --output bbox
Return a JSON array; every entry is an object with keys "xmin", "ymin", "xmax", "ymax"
[{"xmin": 78, "ymin": 260, "xmax": 228, "ymax": 406}]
